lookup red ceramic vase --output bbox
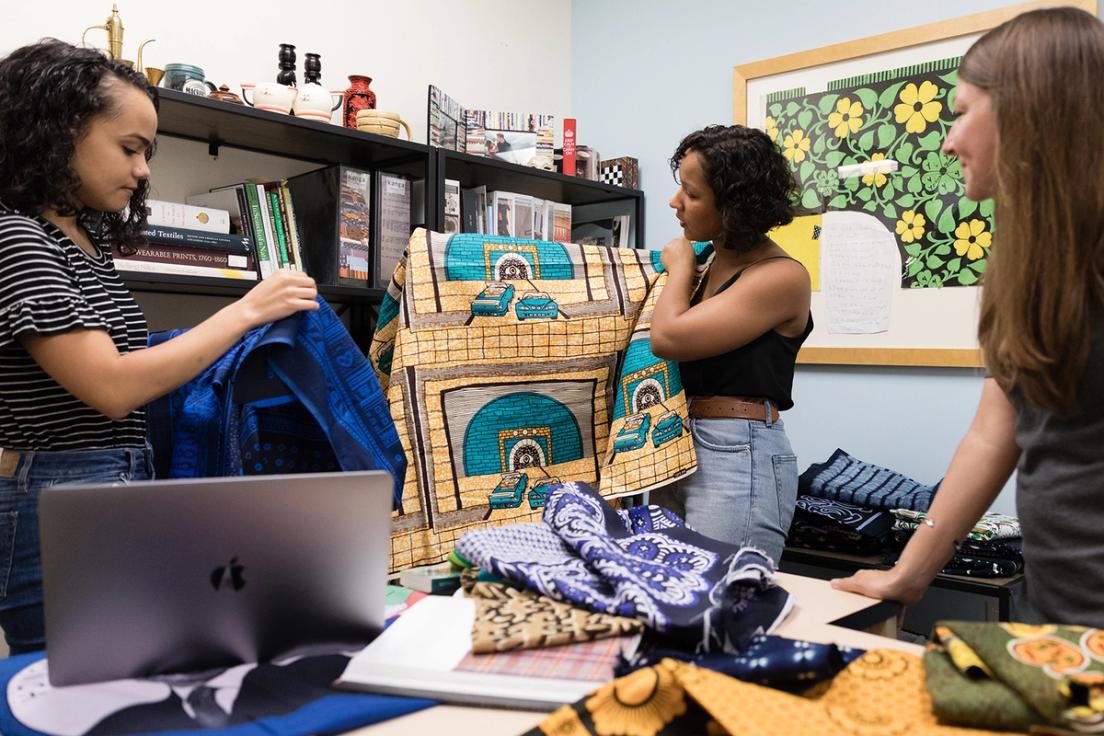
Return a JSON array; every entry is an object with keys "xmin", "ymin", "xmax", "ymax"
[{"xmin": 343, "ymin": 75, "xmax": 377, "ymax": 128}]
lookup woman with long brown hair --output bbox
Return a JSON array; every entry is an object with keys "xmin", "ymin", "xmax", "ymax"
[{"xmin": 833, "ymin": 6, "xmax": 1104, "ymax": 626}]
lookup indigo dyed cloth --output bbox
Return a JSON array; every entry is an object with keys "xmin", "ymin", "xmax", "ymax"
[
  {"xmin": 798, "ymin": 448, "xmax": 940, "ymax": 512},
  {"xmin": 925, "ymin": 621, "xmax": 1104, "ymax": 733},
  {"xmin": 147, "ymin": 298, "xmax": 406, "ymax": 507},
  {"xmin": 617, "ymin": 633, "xmax": 864, "ymax": 693},
  {"xmin": 0, "ymin": 650, "xmax": 433, "ymax": 736},
  {"xmin": 456, "ymin": 481, "xmax": 793, "ymax": 653}
]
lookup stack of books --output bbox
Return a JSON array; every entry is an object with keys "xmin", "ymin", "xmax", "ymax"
[{"xmin": 113, "ymin": 199, "xmax": 258, "ymax": 280}]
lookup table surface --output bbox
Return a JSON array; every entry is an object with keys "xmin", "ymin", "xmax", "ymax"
[{"xmin": 350, "ymin": 572, "xmax": 921, "ymax": 736}]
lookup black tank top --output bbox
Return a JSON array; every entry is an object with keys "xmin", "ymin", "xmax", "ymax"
[{"xmin": 678, "ymin": 257, "xmax": 813, "ymax": 410}]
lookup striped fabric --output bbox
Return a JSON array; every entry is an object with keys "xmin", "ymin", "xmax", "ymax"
[
  {"xmin": 0, "ymin": 205, "xmax": 147, "ymax": 451},
  {"xmin": 798, "ymin": 448, "xmax": 939, "ymax": 512}
]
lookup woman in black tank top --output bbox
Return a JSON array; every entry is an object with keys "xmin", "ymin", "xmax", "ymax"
[{"xmin": 649, "ymin": 125, "xmax": 812, "ymax": 562}]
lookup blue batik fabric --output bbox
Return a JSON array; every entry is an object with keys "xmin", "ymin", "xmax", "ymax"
[
  {"xmin": 455, "ymin": 481, "xmax": 793, "ymax": 654},
  {"xmin": 147, "ymin": 298, "xmax": 406, "ymax": 508},
  {"xmin": 616, "ymin": 633, "xmax": 865, "ymax": 693},
  {"xmin": 798, "ymin": 448, "xmax": 940, "ymax": 512}
]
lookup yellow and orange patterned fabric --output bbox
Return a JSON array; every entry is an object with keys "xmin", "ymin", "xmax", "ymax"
[
  {"xmin": 926, "ymin": 621, "xmax": 1104, "ymax": 733},
  {"xmin": 528, "ymin": 650, "xmax": 1003, "ymax": 736},
  {"xmin": 369, "ymin": 230, "xmax": 703, "ymax": 570}
]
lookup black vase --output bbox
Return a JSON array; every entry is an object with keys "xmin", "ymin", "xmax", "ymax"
[
  {"xmin": 304, "ymin": 53, "xmax": 321, "ymax": 85},
  {"xmin": 276, "ymin": 43, "xmax": 296, "ymax": 86}
]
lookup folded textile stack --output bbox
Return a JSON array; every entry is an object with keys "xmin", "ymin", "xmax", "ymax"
[
  {"xmin": 925, "ymin": 620, "xmax": 1104, "ymax": 733},
  {"xmin": 884, "ymin": 537, "xmax": 1024, "ymax": 578},
  {"xmin": 786, "ymin": 495, "xmax": 901, "ymax": 555},
  {"xmin": 798, "ymin": 448, "xmax": 941, "ymax": 512},
  {"xmin": 455, "ymin": 481, "xmax": 792, "ymax": 653}
]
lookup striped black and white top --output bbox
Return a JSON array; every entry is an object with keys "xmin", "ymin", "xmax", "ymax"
[{"xmin": 0, "ymin": 203, "xmax": 147, "ymax": 451}]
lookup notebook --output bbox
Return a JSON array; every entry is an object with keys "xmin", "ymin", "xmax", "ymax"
[
  {"xmin": 40, "ymin": 470, "xmax": 393, "ymax": 686},
  {"xmin": 335, "ymin": 596, "xmax": 639, "ymax": 710}
]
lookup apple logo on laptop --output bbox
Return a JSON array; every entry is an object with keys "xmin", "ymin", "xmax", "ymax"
[{"xmin": 210, "ymin": 557, "xmax": 246, "ymax": 592}]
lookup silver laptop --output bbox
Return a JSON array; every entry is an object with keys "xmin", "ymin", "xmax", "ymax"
[{"xmin": 40, "ymin": 470, "xmax": 393, "ymax": 686}]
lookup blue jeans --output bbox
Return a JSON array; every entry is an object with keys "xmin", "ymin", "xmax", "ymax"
[
  {"xmin": 658, "ymin": 415, "xmax": 798, "ymax": 565},
  {"xmin": 0, "ymin": 445, "xmax": 153, "ymax": 654}
]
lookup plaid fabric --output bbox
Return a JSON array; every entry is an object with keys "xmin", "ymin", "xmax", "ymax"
[{"xmin": 456, "ymin": 635, "xmax": 634, "ymax": 683}]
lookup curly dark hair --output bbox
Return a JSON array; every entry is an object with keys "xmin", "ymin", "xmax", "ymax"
[
  {"xmin": 670, "ymin": 125, "xmax": 797, "ymax": 252},
  {"xmin": 0, "ymin": 38, "xmax": 158, "ymax": 248}
]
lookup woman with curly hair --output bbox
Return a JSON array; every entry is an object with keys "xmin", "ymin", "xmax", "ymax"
[
  {"xmin": 0, "ymin": 39, "xmax": 318, "ymax": 652},
  {"xmin": 834, "ymin": 7, "xmax": 1104, "ymax": 627},
  {"xmin": 650, "ymin": 125, "xmax": 811, "ymax": 562}
]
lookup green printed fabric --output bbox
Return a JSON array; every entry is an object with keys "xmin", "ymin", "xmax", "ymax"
[{"xmin": 925, "ymin": 621, "xmax": 1104, "ymax": 732}]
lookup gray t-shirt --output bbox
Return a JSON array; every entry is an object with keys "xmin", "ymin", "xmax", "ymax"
[{"xmin": 1014, "ymin": 322, "xmax": 1104, "ymax": 625}]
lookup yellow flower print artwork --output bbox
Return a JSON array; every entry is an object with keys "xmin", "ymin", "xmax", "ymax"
[
  {"xmin": 584, "ymin": 665, "xmax": 687, "ymax": 736},
  {"xmin": 765, "ymin": 115, "xmax": 779, "ymax": 142},
  {"xmin": 782, "ymin": 129, "xmax": 810, "ymax": 163},
  {"xmin": 954, "ymin": 219, "xmax": 992, "ymax": 261},
  {"xmin": 895, "ymin": 210, "xmax": 926, "ymax": 243},
  {"xmin": 862, "ymin": 153, "xmax": 889, "ymax": 187},
  {"xmin": 895, "ymin": 80, "xmax": 943, "ymax": 134},
  {"xmin": 827, "ymin": 97, "xmax": 864, "ymax": 138}
]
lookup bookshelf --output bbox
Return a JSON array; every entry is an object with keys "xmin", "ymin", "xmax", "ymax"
[
  {"xmin": 139, "ymin": 89, "xmax": 647, "ymax": 345},
  {"xmin": 432, "ymin": 148, "xmax": 646, "ymax": 249}
]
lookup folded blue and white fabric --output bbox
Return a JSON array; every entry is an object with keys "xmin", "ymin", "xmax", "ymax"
[
  {"xmin": 798, "ymin": 448, "xmax": 940, "ymax": 512},
  {"xmin": 456, "ymin": 481, "xmax": 792, "ymax": 654}
]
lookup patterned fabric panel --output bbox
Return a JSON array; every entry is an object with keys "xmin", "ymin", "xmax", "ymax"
[
  {"xmin": 464, "ymin": 569, "xmax": 643, "ymax": 653},
  {"xmin": 794, "ymin": 495, "xmax": 895, "ymax": 537},
  {"xmin": 368, "ymin": 229, "xmax": 711, "ymax": 570},
  {"xmin": 799, "ymin": 448, "xmax": 940, "ymax": 511},
  {"xmin": 456, "ymin": 482, "xmax": 792, "ymax": 653},
  {"xmin": 456, "ymin": 635, "xmax": 635, "ymax": 683},
  {"xmin": 926, "ymin": 620, "xmax": 1104, "ymax": 732},
  {"xmin": 892, "ymin": 509, "xmax": 1021, "ymax": 541},
  {"xmin": 528, "ymin": 651, "xmax": 1000, "ymax": 736}
]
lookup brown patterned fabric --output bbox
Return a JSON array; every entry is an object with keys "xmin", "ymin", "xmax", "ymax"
[
  {"xmin": 464, "ymin": 568, "xmax": 642, "ymax": 653},
  {"xmin": 529, "ymin": 650, "xmax": 1006, "ymax": 736}
]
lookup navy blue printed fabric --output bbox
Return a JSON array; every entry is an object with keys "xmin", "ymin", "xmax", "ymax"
[
  {"xmin": 456, "ymin": 481, "xmax": 793, "ymax": 653},
  {"xmin": 147, "ymin": 298, "xmax": 406, "ymax": 507}
]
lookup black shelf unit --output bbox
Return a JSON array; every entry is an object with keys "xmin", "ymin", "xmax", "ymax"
[
  {"xmin": 156, "ymin": 88, "xmax": 430, "ymax": 179},
  {"xmin": 432, "ymin": 148, "xmax": 645, "ymax": 249},
  {"xmin": 123, "ymin": 272, "xmax": 384, "ymax": 304}
]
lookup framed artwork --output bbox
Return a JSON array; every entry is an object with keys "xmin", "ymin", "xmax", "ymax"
[{"xmin": 734, "ymin": 0, "xmax": 1096, "ymax": 367}]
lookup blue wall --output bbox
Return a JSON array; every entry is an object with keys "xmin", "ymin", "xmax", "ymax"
[{"xmin": 571, "ymin": 0, "xmax": 1025, "ymax": 513}]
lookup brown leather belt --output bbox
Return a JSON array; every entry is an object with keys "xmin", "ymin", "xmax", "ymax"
[
  {"xmin": 0, "ymin": 449, "xmax": 21, "ymax": 478},
  {"xmin": 688, "ymin": 396, "xmax": 779, "ymax": 423}
]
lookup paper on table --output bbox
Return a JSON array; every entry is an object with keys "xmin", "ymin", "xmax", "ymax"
[{"xmin": 820, "ymin": 211, "xmax": 901, "ymax": 334}]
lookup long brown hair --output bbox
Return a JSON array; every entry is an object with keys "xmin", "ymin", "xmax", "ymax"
[{"xmin": 965, "ymin": 7, "xmax": 1104, "ymax": 415}]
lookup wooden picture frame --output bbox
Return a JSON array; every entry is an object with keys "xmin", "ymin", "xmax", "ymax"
[{"xmin": 733, "ymin": 0, "xmax": 1097, "ymax": 368}]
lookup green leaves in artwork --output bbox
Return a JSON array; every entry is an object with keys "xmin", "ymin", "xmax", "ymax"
[
  {"xmin": 817, "ymin": 94, "xmax": 840, "ymax": 115},
  {"xmin": 858, "ymin": 130, "xmax": 875, "ymax": 151},
  {"xmin": 769, "ymin": 102, "xmax": 782, "ymax": 117},
  {"xmin": 907, "ymin": 175, "xmax": 923, "ymax": 194},
  {"xmin": 947, "ymin": 257, "xmax": 962, "ymax": 273},
  {"xmin": 855, "ymin": 87, "xmax": 877, "ymax": 111},
  {"xmin": 799, "ymin": 160, "xmax": 815, "ymax": 182},
  {"xmin": 857, "ymin": 187, "xmax": 873, "ymax": 202},
  {"xmin": 882, "ymin": 203, "xmax": 897, "ymax": 219},
  {"xmin": 904, "ymin": 242, "xmax": 922, "ymax": 257},
  {"xmin": 897, "ymin": 140, "xmax": 915, "ymax": 164},
  {"xmin": 937, "ymin": 206, "xmax": 957, "ymax": 235},
  {"xmin": 926, "ymin": 254, "xmax": 945, "ymax": 269},
  {"xmin": 924, "ymin": 198, "xmax": 942, "ymax": 224},
  {"xmin": 813, "ymin": 135, "xmax": 826, "ymax": 155},
  {"xmin": 801, "ymin": 189, "xmax": 821, "ymax": 210},
  {"xmin": 825, "ymin": 150, "xmax": 846, "ymax": 169},
  {"xmin": 917, "ymin": 131, "xmax": 942, "ymax": 151},
  {"xmin": 979, "ymin": 199, "xmax": 994, "ymax": 217},
  {"xmin": 897, "ymin": 193, "xmax": 916, "ymax": 208},
  {"xmin": 798, "ymin": 109, "xmax": 813, "ymax": 130},
  {"xmin": 828, "ymin": 194, "xmax": 848, "ymax": 209},
  {"xmin": 907, "ymin": 259, "xmax": 925, "ymax": 277},
  {"xmin": 879, "ymin": 81, "xmax": 905, "ymax": 109},
  {"xmin": 958, "ymin": 197, "xmax": 977, "ymax": 219},
  {"xmin": 877, "ymin": 124, "xmax": 896, "ymax": 149},
  {"xmin": 785, "ymin": 101, "xmax": 800, "ymax": 116},
  {"xmin": 957, "ymin": 269, "xmax": 979, "ymax": 285}
]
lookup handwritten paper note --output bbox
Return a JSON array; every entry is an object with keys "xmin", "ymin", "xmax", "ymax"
[{"xmin": 820, "ymin": 212, "xmax": 901, "ymax": 334}]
